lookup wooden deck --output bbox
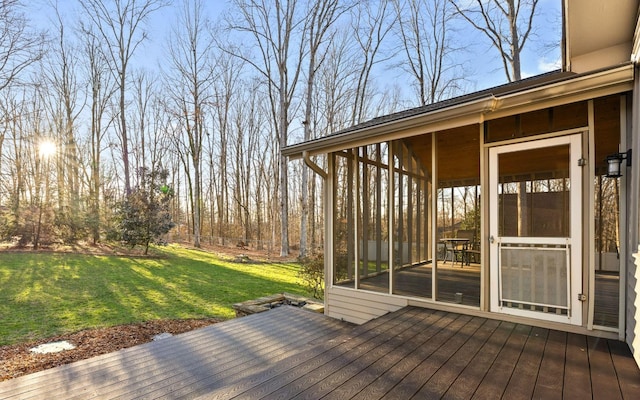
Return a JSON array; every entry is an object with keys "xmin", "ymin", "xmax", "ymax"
[{"xmin": 1, "ymin": 306, "xmax": 639, "ymax": 399}]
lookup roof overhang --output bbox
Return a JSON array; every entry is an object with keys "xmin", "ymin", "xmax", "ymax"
[
  {"xmin": 487, "ymin": 63, "xmax": 634, "ymax": 119},
  {"xmin": 565, "ymin": 0, "xmax": 638, "ymax": 72},
  {"xmin": 283, "ymin": 64, "xmax": 634, "ymax": 159}
]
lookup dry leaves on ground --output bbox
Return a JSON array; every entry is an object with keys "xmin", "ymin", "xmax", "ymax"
[{"xmin": 0, "ymin": 318, "xmax": 220, "ymax": 382}]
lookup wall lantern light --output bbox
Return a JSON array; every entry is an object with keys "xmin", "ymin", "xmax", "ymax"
[{"xmin": 606, "ymin": 149, "xmax": 632, "ymax": 178}]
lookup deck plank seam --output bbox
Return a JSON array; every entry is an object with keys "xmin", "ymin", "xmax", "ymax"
[
  {"xmin": 320, "ymin": 311, "xmax": 452, "ymax": 400},
  {"xmin": 289, "ymin": 308, "xmax": 440, "ymax": 399},
  {"xmin": 377, "ymin": 314, "xmax": 478, "ymax": 399},
  {"xmin": 0, "ymin": 307, "xmax": 321, "ymax": 391},
  {"xmin": 413, "ymin": 318, "xmax": 502, "ymax": 399},
  {"xmin": 204, "ymin": 308, "xmax": 430, "ymax": 399}
]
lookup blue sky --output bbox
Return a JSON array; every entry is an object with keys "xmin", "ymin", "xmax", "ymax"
[
  {"xmin": 452, "ymin": 0, "xmax": 563, "ymax": 90},
  {"xmin": 30, "ymin": 0, "xmax": 562, "ymax": 100}
]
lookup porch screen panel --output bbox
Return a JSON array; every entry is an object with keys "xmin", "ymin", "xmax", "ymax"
[
  {"xmin": 357, "ymin": 144, "xmax": 390, "ymax": 294},
  {"xmin": 500, "ymin": 243, "xmax": 569, "ymax": 313},
  {"xmin": 391, "ymin": 139, "xmax": 432, "ymax": 299},
  {"xmin": 435, "ymin": 127, "xmax": 481, "ymax": 307},
  {"xmin": 393, "ymin": 143, "xmax": 408, "ymax": 267},
  {"xmin": 333, "ymin": 151, "xmax": 354, "ymax": 287},
  {"xmin": 498, "ymin": 145, "xmax": 570, "ymax": 238},
  {"xmin": 593, "ymin": 95, "xmax": 622, "ymax": 329}
]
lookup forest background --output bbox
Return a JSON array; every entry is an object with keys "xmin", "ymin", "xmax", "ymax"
[{"xmin": 0, "ymin": 0, "xmax": 560, "ymax": 257}]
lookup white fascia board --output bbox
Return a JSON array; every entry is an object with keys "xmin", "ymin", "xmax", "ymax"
[{"xmin": 487, "ymin": 64, "xmax": 634, "ymax": 120}]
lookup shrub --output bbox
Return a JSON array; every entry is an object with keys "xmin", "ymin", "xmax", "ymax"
[
  {"xmin": 116, "ymin": 167, "xmax": 175, "ymax": 254},
  {"xmin": 298, "ymin": 253, "xmax": 325, "ymax": 300}
]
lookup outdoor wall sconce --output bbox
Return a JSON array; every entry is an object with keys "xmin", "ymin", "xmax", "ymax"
[{"xmin": 606, "ymin": 149, "xmax": 632, "ymax": 178}]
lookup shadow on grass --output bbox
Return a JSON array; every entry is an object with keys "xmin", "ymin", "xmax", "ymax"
[{"xmin": 0, "ymin": 246, "xmax": 307, "ymax": 346}]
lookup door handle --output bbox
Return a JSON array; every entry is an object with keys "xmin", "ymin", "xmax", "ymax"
[{"xmin": 489, "ymin": 235, "xmax": 495, "ymax": 244}]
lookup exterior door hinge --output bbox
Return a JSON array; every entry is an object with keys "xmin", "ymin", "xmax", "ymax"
[
  {"xmin": 578, "ymin": 158, "xmax": 587, "ymax": 167},
  {"xmin": 578, "ymin": 293, "xmax": 587, "ymax": 302}
]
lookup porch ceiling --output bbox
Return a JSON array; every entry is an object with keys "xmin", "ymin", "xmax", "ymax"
[{"xmin": 402, "ymin": 127, "xmax": 571, "ymax": 188}]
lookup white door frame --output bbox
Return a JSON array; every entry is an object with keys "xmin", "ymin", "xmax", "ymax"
[{"xmin": 489, "ymin": 134, "xmax": 583, "ymax": 326}]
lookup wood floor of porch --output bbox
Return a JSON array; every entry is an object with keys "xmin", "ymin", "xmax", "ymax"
[
  {"xmin": 0, "ymin": 305, "xmax": 638, "ymax": 399},
  {"xmin": 350, "ymin": 262, "xmax": 620, "ymax": 328}
]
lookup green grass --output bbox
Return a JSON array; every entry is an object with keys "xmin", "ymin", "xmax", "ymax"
[{"xmin": 0, "ymin": 245, "xmax": 308, "ymax": 346}]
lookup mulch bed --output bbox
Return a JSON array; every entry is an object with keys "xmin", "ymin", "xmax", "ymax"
[{"xmin": 0, "ymin": 318, "xmax": 220, "ymax": 382}]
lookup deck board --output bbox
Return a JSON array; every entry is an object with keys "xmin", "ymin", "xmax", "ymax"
[
  {"xmin": 471, "ymin": 323, "xmax": 531, "ymax": 399},
  {"xmin": 563, "ymin": 333, "xmax": 593, "ymax": 400},
  {"xmin": 532, "ymin": 329, "xmax": 566, "ymax": 400},
  {"xmin": 502, "ymin": 326, "xmax": 548, "ymax": 399},
  {"xmin": 381, "ymin": 314, "xmax": 481, "ymax": 399},
  {"xmin": 609, "ymin": 339, "xmax": 640, "ymax": 398},
  {"xmin": 101, "ymin": 314, "xmax": 346, "ymax": 399},
  {"xmin": 321, "ymin": 310, "xmax": 448, "ymax": 400},
  {"xmin": 588, "ymin": 336, "xmax": 624, "ymax": 400},
  {"xmin": 300, "ymin": 308, "xmax": 439, "ymax": 398},
  {"xmin": 441, "ymin": 320, "xmax": 515, "ymax": 400},
  {"xmin": 1, "ymin": 309, "xmax": 309, "ymax": 396},
  {"xmin": 413, "ymin": 318, "xmax": 501, "ymax": 399},
  {"xmin": 289, "ymin": 308, "xmax": 436, "ymax": 400},
  {"xmin": 248, "ymin": 307, "xmax": 425, "ymax": 399},
  {"xmin": 1, "ymin": 306, "xmax": 639, "ymax": 399},
  {"xmin": 198, "ymin": 307, "xmax": 416, "ymax": 400},
  {"xmin": 348, "ymin": 312, "xmax": 460, "ymax": 400}
]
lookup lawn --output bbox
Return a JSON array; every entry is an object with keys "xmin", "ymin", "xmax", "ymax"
[{"xmin": 0, "ymin": 245, "xmax": 309, "ymax": 346}]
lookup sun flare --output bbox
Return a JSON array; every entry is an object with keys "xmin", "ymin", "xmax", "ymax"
[{"xmin": 38, "ymin": 139, "xmax": 57, "ymax": 158}]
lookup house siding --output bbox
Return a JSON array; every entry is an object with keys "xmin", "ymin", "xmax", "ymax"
[
  {"xmin": 631, "ymin": 248, "xmax": 640, "ymax": 368},
  {"xmin": 326, "ymin": 287, "xmax": 407, "ymax": 324},
  {"xmin": 626, "ymin": 66, "xmax": 640, "ymax": 369}
]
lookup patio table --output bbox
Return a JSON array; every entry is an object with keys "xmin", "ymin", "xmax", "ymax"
[{"xmin": 439, "ymin": 238, "xmax": 470, "ymax": 265}]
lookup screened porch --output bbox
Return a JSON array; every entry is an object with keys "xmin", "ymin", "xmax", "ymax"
[
  {"xmin": 331, "ymin": 126, "xmax": 482, "ymax": 307},
  {"xmin": 329, "ymin": 95, "xmax": 624, "ymax": 330}
]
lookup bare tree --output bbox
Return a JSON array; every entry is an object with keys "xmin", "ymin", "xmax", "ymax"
[
  {"xmin": 0, "ymin": 95, "xmax": 12, "ymax": 204},
  {"xmin": 41, "ymin": 4, "xmax": 85, "ymax": 242},
  {"xmin": 316, "ymin": 31, "xmax": 359, "ymax": 133},
  {"xmin": 393, "ymin": 0, "xmax": 466, "ymax": 105},
  {"xmin": 130, "ymin": 71, "xmax": 150, "ymax": 180},
  {"xmin": 299, "ymin": 0, "xmax": 351, "ymax": 257},
  {"xmin": 449, "ymin": 0, "xmax": 539, "ymax": 82},
  {"xmin": 80, "ymin": 0, "xmax": 165, "ymax": 194},
  {"xmin": 164, "ymin": 0, "xmax": 218, "ymax": 248},
  {"xmin": 209, "ymin": 52, "xmax": 245, "ymax": 245},
  {"xmin": 449, "ymin": 0, "xmax": 541, "ymax": 242},
  {"xmin": 0, "ymin": 0, "xmax": 45, "ymax": 91},
  {"xmin": 244, "ymin": 82, "xmax": 270, "ymax": 247},
  {"xmin": 5, "ymin": 86, "xmax": 53, "ymax": 248},
  {"xmin": 0, "ymin": 1, "xmax": 44, "ymax": 238},
  {"xmin": 81, "ymin": 23, "xmax": 117, "ymax": 243},
  {"xmin": 349, "ymin": 1, "xmax": 396, "ymax": 125},
  {"xmin": 227, "ymin": 0, "xmax": 306, "ymax": 256},
  {"xmin": 0, "ymin": 93, "xmax": 28, "ymax": 233}
]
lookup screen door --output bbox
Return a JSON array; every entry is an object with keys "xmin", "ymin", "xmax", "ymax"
[{"xmin": 489, "ymin": 135, "xmax": 583, "ymax": 325}]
